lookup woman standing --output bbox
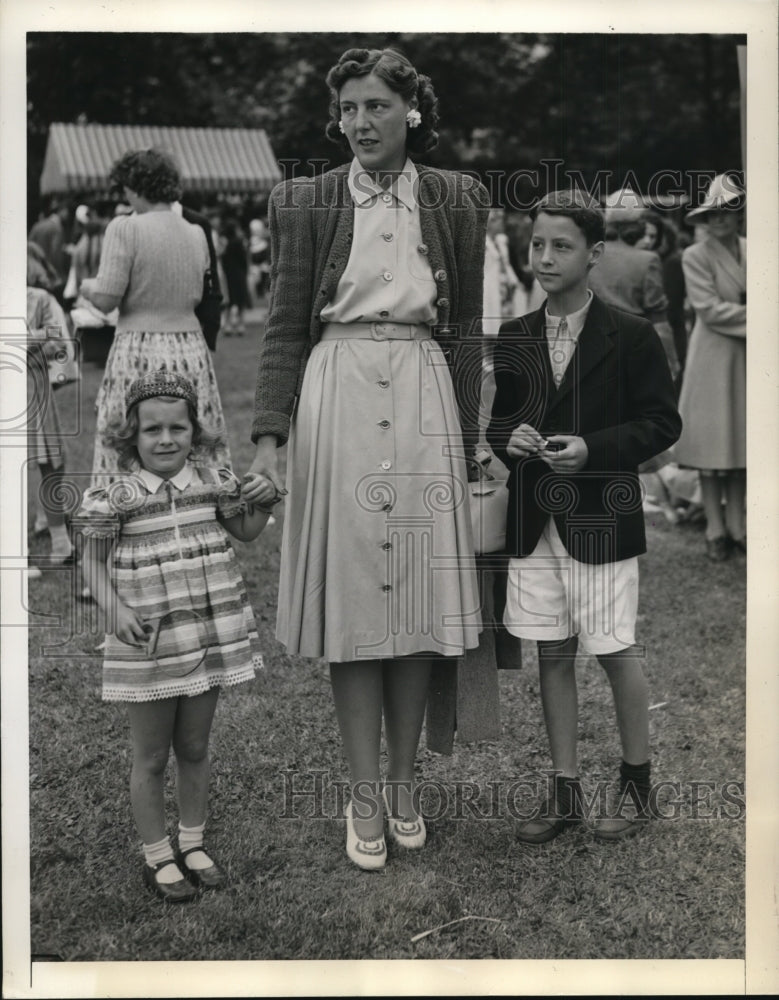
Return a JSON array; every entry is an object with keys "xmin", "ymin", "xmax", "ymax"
[
  {"xmin": 245, "ymin": 47, "xmax": 487, "ymax": 869},
  {"xmin": 674, "ymin": 174, "xmax": 746, "ymax": 560},
  {"xmin": 80, "ymin": 149, "xmax": 231, "ymax": 483}
]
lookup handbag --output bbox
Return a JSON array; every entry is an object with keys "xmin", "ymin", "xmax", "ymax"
[
  {"xmin": 468, "ymin": 453, "xmax": 509, "ymax": 554},
  {"xmin": 195, "ymin": 268, "xmax": 223, "ymax": 352}
]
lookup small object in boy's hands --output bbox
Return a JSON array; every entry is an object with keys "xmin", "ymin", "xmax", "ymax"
[{"xmin": 543, "ymin": 439, "xmax": 564, "ymax": 453}]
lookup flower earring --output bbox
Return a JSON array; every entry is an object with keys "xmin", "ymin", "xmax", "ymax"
[
  {"xmin": 406, "ymin": 109, "xmax": 422, "ymax": 129},
  {"xmin": 338, "ymin": 120, "xmax": 345, "ymax": 134}
]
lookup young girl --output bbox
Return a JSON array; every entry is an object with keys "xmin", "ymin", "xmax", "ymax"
[{"xmin": 78, "ymin": 369, "xmax": 278, "ymax": 902}]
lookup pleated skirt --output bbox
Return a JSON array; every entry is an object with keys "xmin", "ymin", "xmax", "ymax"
[{"xmin": 276, "ymin": 330, "xmax": 482, "ymax": 662}]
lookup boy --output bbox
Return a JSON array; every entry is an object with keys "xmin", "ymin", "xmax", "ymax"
[{"xmin": 487, "ymin": 190, "xmax": 681, "ymax": 841}]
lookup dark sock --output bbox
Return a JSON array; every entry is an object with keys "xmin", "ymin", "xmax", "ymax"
[
  {"xmin": 620, "ymin": 759, "xmax": 651, "ymax": 813},
  {"xmin": 554, "ymin": 774, "xmax": 583, "ymax": 819}
]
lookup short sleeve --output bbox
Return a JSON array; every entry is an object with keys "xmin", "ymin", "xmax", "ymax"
[
  {"xmin": 73, "ymin": 486, "xmax": 121, "ymax": 539},
  {"xmin": 214, "ymin": 467, "xmax": 247, "ymax": 519},
  {"xmin": 94, "ymin": 216, "xmax": 134, "ymax": 298}
]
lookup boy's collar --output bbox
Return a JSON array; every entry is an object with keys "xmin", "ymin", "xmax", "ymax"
[
  {"xmin": 545, "ymin": 288, "xmax": 593, "ymax": 322},
  {"xmin": 137, "ymin": 463, "xmax": 194, "ymax": 494}
]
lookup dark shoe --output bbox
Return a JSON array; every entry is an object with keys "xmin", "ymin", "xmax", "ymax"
[
  {"xmin": 590, "ymin": 774, "xmax": 650, "ymax": 842},
  {"xmin": 705, "ymin": 536, "xmax": 731, "ymax": 561},
  {"xmin": 730, "ymin": 536, "xmax": 746, "ymax": 556},
  {"xmin": 176, "ymin": 846, "xmax": 228, "ymax": 890},
  {"xmin": 143, "ymin": 860, "xmax": 198, "ymax": 903},
  {"xmin": 516, "ymin": 775, "xmax": 583, "ymax": 845}
]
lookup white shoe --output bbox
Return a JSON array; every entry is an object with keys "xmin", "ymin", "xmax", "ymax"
[
  {"xmin": 27, "ymin": 565, "xmax": 43, "ymax": 580},
  {"xmin": 382, "ymin": 786, "xmax": 426, "ymax": 849},
  {"xmin": 345, "ymin": 800, "xmax": 386, "ymax": 870}
]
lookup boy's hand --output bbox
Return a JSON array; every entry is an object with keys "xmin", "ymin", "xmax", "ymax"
[
  {"xmin": 113, "ymin": 602, "xmax": 147, "ymax": 646},
  {"xmin": 540, "ymin": 436, "xmax": 588, "ymax": 472},
  {"xmin": 506, "ymin": 423, "xmax": 547, "ymax": 458}
]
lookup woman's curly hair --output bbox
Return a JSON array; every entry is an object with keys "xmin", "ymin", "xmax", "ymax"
[
  {"xmin": 324, "ymin": 48, "xmax": 439, "ymax": 157},
  {"xmin": 109, "ymin": 148, "xmax": 182, "ymax": 204},
  {"xmin": 104, "ymin": 394, "xmax": 224, "ymax": 472}
]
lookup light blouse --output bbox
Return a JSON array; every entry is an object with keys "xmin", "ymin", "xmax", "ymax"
[{"xmin": 320, "ymin": 158, "xmax": 438, "ymax": 326}]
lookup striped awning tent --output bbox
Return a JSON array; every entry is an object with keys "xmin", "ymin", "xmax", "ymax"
[{"xmin": 40, "ymin": 123, "xmax": 282, "ymax": 196}]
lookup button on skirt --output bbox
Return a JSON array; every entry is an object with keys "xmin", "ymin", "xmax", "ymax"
[{"xmin": 276, "ymin": 335, "xmax": 482, "ymax": 662}]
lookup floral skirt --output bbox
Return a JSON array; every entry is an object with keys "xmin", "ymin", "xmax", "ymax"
[{"xmin": 91, "ymin": 328, "xmax": 231, "ymax": 485}]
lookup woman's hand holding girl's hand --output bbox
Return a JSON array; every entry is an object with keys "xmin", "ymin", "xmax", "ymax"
[
  {"xmin": 241, "ymin": 473, "xmax": 279, "ymax": 507},
  {"xmin": 113, "ymin": 602, "xmax": 148, "ymax": 647},
  {"xmin": 245, "ymin": 435, "xmax": 283, "ymax": 501}
]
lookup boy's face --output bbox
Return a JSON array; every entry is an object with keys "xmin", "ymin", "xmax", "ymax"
[{"xmin": 530, "ymin": 212, "xmax": 603, "ymax": 296}]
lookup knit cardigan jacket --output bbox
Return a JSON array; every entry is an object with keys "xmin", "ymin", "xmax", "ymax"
[{"xmin": 251, "ymin": 162, "xmax": 490, "ymax": 447}]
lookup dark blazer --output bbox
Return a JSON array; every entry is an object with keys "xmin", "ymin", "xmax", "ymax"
[{"xmin": 487, "ymin": 294, "xmax": 682, "ymax": 564}]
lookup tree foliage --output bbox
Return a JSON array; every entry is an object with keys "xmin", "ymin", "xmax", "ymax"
[{"xmin": 27, "ymin": 31, "xmax": 744, "ymax": 218}]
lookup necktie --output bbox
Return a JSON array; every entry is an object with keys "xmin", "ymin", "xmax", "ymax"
[{"xmin": 550, "ymin": 317, "xmax": 569, "ymax": 386}]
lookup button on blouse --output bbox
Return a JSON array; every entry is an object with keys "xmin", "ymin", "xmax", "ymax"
[{"xmin": 319, "ymin": 158, "xmax": 438, "ymax": 326}]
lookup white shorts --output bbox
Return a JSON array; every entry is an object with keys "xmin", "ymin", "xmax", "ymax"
[{"xmin": 504, "ymin": 518, "xmax": 639, "ymax": 655}]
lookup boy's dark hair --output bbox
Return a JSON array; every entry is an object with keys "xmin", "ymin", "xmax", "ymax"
[
  {"xmin": 104, "ymin": 395, "xmax": 224, "ymax": 472},
  {"xmin": 531, "ymin": 190, "xmax": 605, "ymax": 246}
]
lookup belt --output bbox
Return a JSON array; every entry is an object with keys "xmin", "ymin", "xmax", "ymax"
[{"xmin": 320, "ymin": 321, "xmax": 432, "ymax": 342}]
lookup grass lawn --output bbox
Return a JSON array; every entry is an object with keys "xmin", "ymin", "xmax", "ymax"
[{"xmin": 26, "ymin": 319, "xmax": 745, "ymax": 962}]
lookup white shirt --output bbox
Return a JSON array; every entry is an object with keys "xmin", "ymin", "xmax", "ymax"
[
  {"xmin": 137, "ymin": 463, "xmax": 194, "ymax": 494},
  {"xmin": 544, "ymin": 290, "xmax": 593, "ymax": 387}
]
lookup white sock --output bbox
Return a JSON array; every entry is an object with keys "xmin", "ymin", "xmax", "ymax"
[
  {"xmin": 49, "ymin": 523, "xmax": 72, "ymax": 559},
  {"xmin": 35, "ymin": 509, "xmax": 49, "ymax": 532},
  {"xmin": 178, "ymin": 821, "xmax": 212, "ymax": 870},
  {"xmin": 143, "ymin": 835, "xmax": 182, "ymax": 884}
]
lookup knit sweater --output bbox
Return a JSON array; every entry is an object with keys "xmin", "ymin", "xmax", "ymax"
[
  {"xmin": 94, "ymin": 211, "xmax": 209, "ymax": 334},
  {"xmin": 251, "ymin": 162, "xmax": 490, "ymax": 447}
]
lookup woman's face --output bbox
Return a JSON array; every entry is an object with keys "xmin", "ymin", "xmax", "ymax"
[
  {"xmin": 637, "ymin": 222, "xmax": 659, "ymax": 250},
  {"xmin": 705, "ymin": 208, "xmax": 741, "ymax": 243},
  {"xmin": 338, "ymin": 73, "xmax": 414, "ymax": 174}
]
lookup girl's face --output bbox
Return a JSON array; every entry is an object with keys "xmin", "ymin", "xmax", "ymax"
[
  {"xmin": 338, "ymin": 73, "xmax": 413, "ymax": 175},
  {"xmin": 135, "ymin": 397, "xmax": 193, "ymax": 479}
]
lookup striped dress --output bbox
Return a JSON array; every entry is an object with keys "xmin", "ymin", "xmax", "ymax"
[{"xmin": 77, "ymin": 464, "xmax": 262, "ymax": 702}]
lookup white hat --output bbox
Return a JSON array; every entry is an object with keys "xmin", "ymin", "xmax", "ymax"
[
  {"xmin": 686, "ymin": 173, "xmax": 744, "ymax": 220},
  {"xmin": 603, "ymin": 187, "xmax": 646, "ymax": 224}
]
